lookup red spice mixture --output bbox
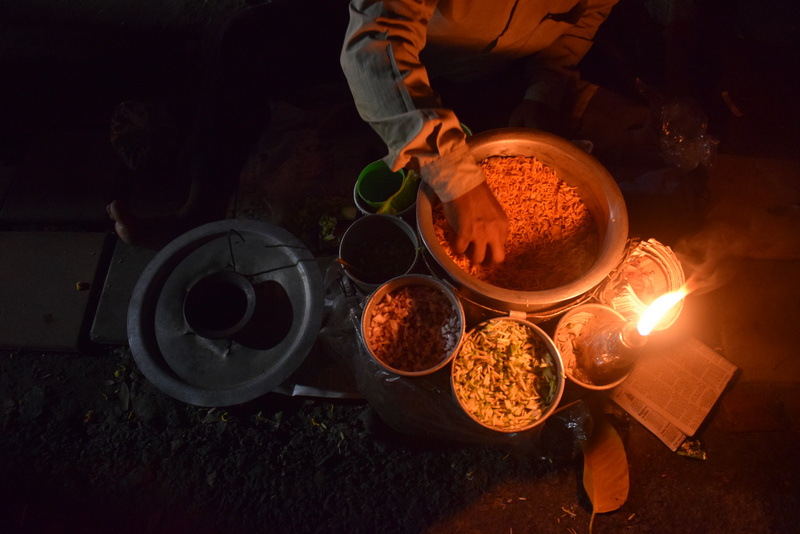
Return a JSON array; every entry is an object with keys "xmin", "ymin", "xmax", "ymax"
[
  {"xmin": 365, "ymin": 285, "xmax": 461, "ymax": 373},
  {"xmin": 433, "ymin": 155, "xmax": 600, "ymax": 291}
]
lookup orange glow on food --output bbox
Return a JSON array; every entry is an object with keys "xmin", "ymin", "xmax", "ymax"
[{"xmin": 636, "ymin": 286, "xmax": 689, "ymax": 336}]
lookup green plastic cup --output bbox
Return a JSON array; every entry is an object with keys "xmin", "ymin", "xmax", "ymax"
[{"xmin": 355, "ymin": 160, "xmax": 404, "ymax": 210}]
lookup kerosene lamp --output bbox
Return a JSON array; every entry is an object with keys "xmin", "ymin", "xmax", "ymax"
[{"xmin": 574, "ymin": 288, "xmax": 688, "ymax": 384}]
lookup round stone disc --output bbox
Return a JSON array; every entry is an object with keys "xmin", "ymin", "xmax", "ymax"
[{"xmin": 128, "ymin": 220, "xmax": 324, "ymax": 407}]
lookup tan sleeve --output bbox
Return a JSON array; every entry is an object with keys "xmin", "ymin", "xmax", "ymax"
[{"xmin": 340, "ymin": 0, "xmax": 485, "ymax": 202}]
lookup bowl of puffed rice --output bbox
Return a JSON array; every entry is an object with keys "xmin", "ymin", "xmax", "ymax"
[
  {"xmin": 416, "ymin": 127, "xmax": 629, "ymax": 317},
  {"xmin": 361, "ymin": 274, "xmax": 465, "ymax": 376}
]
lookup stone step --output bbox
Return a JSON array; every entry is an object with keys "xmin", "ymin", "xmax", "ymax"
[
  {"xmin": 89, "ymin": 239, "xmax": 157, "ymax": 346},
  {"xmin": 0, "ymin": 230, "xmax": 110, "ymax": 351}
]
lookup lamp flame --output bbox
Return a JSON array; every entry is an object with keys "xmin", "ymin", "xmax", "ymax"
[{"xmin": 637, "ymin": 286, "xmax": 689, "ymax": 336}]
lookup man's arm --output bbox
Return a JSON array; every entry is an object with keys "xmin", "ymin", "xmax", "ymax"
[
  {"xmin": 340, "ymin": 0, "xmax": 507, "ymax": 263},
  {"xmin": 340, "ymin": 0, "xmax": 484, "ymax": 201}
]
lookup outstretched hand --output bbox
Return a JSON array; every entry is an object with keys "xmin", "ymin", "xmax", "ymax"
[{"xmin": 442, "ymin": 181, "xmax": 508, "ymax": 265}]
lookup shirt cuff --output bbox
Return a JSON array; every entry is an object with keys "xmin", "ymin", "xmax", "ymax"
[{"xmin": 419, "ymin": 142, "xmax": 486, "ymax": 203}]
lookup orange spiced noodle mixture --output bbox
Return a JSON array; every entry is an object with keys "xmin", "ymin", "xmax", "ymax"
[{"xmin": 433, "ymin": 155, "xmax": 599, "ymax": 291}]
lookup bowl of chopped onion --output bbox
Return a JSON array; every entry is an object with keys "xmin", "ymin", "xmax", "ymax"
[
  {"xmin": 361, "ymin": 274, "xmax": 465, "ymax": 376},
  {"xmin": 451, "ymin": 317, "xmax": 564, "ymax": 433},
  {"xmin": 416, "ymin": 128, "xmax": 629, "ymax": 316}
]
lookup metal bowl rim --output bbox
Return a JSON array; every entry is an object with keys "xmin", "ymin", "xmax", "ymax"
[{"xmin": 416, "ymin": 127, "xmax": 629, "ymax": 312}]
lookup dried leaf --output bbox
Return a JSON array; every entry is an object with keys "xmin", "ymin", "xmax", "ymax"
[
  {"xmin": 203, "ymin": 408, "xmax": 219, "ymax": 424},
  {"xmin": 580, "ymin": 415, "xmax": 629, "ymax": 515}
]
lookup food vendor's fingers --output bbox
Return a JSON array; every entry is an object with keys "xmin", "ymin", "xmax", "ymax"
[
  {"xmin": 443, "ymin": 181, "xmax": 507, "ymax": 264},
  {"xmin": 486, "ymin": 238, "xmax": 506, "ymax": 264},
  {"xmin": 451, "ymin": 231, "xmax": 470, "ymax": 256},
  {"xmin": 467, "ymin": 240, "xmax": 487, "ymax": 265}
]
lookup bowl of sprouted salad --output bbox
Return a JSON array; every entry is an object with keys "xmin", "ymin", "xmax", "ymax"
[{"xmin": 451, "ymin": 317, "xmax": 564, "ymax": 433}]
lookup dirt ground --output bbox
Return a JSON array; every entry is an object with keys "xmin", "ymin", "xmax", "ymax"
[
  {"xmin": 0, "ymin": 345, "xmax": 588, "ymax": 534},
  {"xmin": 3, "ymin": 343, "xmax": 800, "ymax": 534}
]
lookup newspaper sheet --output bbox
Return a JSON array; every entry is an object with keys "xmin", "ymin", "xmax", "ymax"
[{"xmin": 611, "ymin": 337, "xmax": 738, "ymax": 451}]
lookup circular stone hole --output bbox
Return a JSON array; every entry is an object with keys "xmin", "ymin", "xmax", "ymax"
[
  {"xmin": 233, "ymin": 279, "xmax": 294, "ymax": 350},
  {"xmin": 183, "ymin": 271, "xmax": 255, "ymax": 339}
]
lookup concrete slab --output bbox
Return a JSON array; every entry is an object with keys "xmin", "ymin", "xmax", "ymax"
[
  {"xmin": 0, "ymin": 231, "xmax": 110, "ymax": 351},
  {"xmin": 89, "ymin": 239, "xmax": 157, "ymax": 345},
  {"xmin": 703, "ymin": 154, "xmax": 800, "ymax": 260},
  {"xmin": 717, "ymin": 382, "xmax": 796, "ymax": 433},
  {"xmin": 716, "ymin": 259, "xmax": 800, "ymax": 383},
  {"xmin": 670, "ymin": 259, "xmax": 800, "ymax": 384},
  {"xmin": 0, "ymin": 127, "xmax": 118, "ymax": 225},
  {"xmin": 671, "ymin": 258, "xmax": 800, "ymax": 384}
]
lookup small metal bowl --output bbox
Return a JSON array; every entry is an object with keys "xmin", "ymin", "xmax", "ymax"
[
  {"xmin": 451, "ymin": 317, "xmax": 565, "ymax": 433},
  {"xmin": 361, "ymin": 275, "xmax": 465, "ymax": 376},
  {"xmin": 554, "ymin": 303, "xmax": 634, "ymax": 390},
  {"xmin": 339, "ymin": 214, "xmax": 419, "ymax": 294}
]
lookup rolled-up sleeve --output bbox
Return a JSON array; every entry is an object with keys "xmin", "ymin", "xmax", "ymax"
[{"xmin": 340, "ymin": 0, "xmax": 485, "ymax": 202}]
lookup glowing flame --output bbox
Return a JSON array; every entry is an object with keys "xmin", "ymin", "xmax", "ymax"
[{"xmin": 637, "ymin": 286, "xmax": 689, "ymax": 336}]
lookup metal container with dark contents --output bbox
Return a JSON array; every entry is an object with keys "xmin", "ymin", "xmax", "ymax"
[{"xmin": 339, "ymin": 214, "xmax": 420, "ymax": 294}]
